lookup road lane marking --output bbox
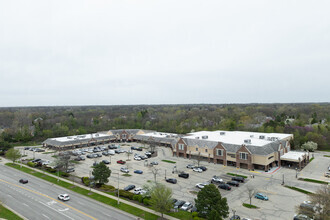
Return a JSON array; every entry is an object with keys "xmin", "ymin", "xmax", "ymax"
[
  {"xmin": 7, "ymin": 194, "xmax": 12, "ymax": 197},
  {"xmin": 0, "ymin": 178, "xmax": 97, "ymax": 220},
  {"xmin": 23, "ymin": 203, "xmax": 29, "ymax": 207},
  {"xmin": 59, "ymin": 208, "xmax": 69, "ymax": 212},
  {"xmin": 39, "ymin": 201, "xmax": 74, "ymax": 220},
  {"xmin": 42, "ymin": 214, "xmax": 50, "ymax": 219}
]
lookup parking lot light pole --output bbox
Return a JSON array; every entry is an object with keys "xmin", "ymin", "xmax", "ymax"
[
  {"xmin": 282, "ymin": 174, "xmax": 284, "ymax": 185},
  {"xmin": 295, "ymin": 168, "xmax": 298, "ymax": 178},
  {"xmin": 89, "ymin": 170, "xmax": 92, "ymax": 192}
]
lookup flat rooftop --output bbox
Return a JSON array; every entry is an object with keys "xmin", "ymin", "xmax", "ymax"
[
  {"xmin": 50, "ymin": 133, "xmax": 110, "ymax": 143},
  {"xmin": 183, "ymin": 130, "xmax": 292, "ymax": 147},
  {"xmin": 281, "ymin": 151, "xmax": 307, "ymax": 162},
  {"xmin": 140, "ymin": 132, "xmax": 179, "ymax": 138}
]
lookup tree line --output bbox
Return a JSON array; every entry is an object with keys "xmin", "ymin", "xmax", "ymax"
[{"xmin": 0, "ymin": 103, "xmax": 329, "ymax": 151}]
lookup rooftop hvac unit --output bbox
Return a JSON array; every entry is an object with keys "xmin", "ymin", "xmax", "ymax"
[
  {"xmin": 220, "ymin": 132, "xmax": 226, "ymax": 135},
  {"xmin": 250, "ymin": 135, "xmax": 254, "ymax": 138},
  {"xmin": 95, "ymin": 134, "xmax": 99, "ymax": 137},
  {"xmin": 259, "ymin": 135, "xmax": 265, "ymax": 139},
  {"xmin": 244, "ymin": 139, "xmax": 251, "ymax": 144},
  {"xmin": 195, "ymin": 137, "xmax": 200, "ymax": 139},
  {"xmin": 67, "ymin": 137, "xmax": 72, "ymax": 139},
  {"xmin": 166, "ymin": 135, "xmax": 170, "ymax": 138},
  {"xmin": 202, "ymin": 135, "xmax": 208, "ymax": 139}
]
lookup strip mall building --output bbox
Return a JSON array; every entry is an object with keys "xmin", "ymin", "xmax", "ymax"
[{"xmin": 43, "ymin": 129, "xmax": 309, "ymax": 171}]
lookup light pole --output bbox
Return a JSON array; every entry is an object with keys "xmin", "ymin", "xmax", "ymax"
[
  {"xmin": 113, "ymin": 172, "xmax": 120, "ymax": 205},
  {"xmin": 165, "ymin": 169, "xmax": 167, "ymax": 180},
  {"xmin": 282, "ymin": 174, "xmax": 284, "ymax": 185},
  {"xmin": 232, "ymin": 209, "xmax": 236, "ymax": 218},
  {"xmin": 295, "ymin": 168, "xmax": 298, "ymax": 178},
  {"xmin": 89, "ymin": 170, "xmax": 92, "ymax": 192}
]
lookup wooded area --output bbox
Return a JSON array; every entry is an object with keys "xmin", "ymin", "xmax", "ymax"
[{"xmin": 0, "ymin": 103, "xmax": 329, "ymax": 151}]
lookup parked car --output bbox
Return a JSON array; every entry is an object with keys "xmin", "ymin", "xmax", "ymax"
[
  {"xmin": 196, "ymin": 183, "xmax": 209, "ymax": 189},
  {"xmin": 24, "ymin": 147, "xmax": 31, "ymax": 150},
  {"xmin": 232, "ymin": 176, "xmax": 245, "ymax": 183},
  {"xmin": 190, "ymin": 205, "xmax": 197, "ymax": 213},
  {"xmin": 293, "ymin": 214, "xmax": 312, "ymax": 220},
  {"xmin": 32, "ymin": 158, "xmax": 41, "ymax": 163},
  {"xmin": 19, "ymin": 179, "xmax": 28, "ymax": 184},
  {"xmin": 117, "ymin": 160, "xmax": 126, "ymax": 164},
  {"xmin": 96, "ymin": 153, "xmax": 102, "ymax": 157},
  {"xmin": 197, "ymin": 166, "xmax": 207, "ymax": 171},
  {"xmin": 78, "ymin": 155, "xmax": 85, "ymax": 160},
  {"xmin": 255, "ymin": 193, "xmax": 268, "ymax": 200},
  {"xmin": 140, "ymin": 155, "xmax": 148, "ymax": 160},
  {"xmin": 134, "ymin": 170, "xmax": 143, "ymax": 174},
  {"xmin": 102, "ymin": 160, "xmax": 110, "ymax": 164},
  {"xmin": 102, "ymin": 151, "xmax": 109, "ymax": 156},
  {"xmin": 218, "ymin": 183, "xmax": 231, "ymax": 190},
  {"xmin": 324, "ymin": 172, "xmax": 330, "ymax": 177},
  {"xmin": 133, "ymin": 187, "xmax": 147, "ymax": 195},
  {"xmin": 212, "ymin": 176, "xmax": 224, "ymax": 184},
  {"xmin": 178, "ymin": 172, "xmax": 189, "ymax": 179},
  {"xmin": 120, "ymin": 167, "xmax": 129, "ymax": 173},
  {"xmin": 193, "ymin": 167, "xmax": 203, "ymax": 173},
  {"xmin": 136, "ymin": 148, "xmax": 143, "ymax": 152},
  {"xmin": 108, "ymin": 150, "xmax": 115, "ymax": 155},
  {"xmin": 145, "ymin": 151, "xmax": 152, "ymax": 157},
  {"xmin": 173, "ymin": 200, "xmax": 185, "ymax": 209},
  {"xmin": 134, "ymin": 156, "xmax": 141, "ymax": 161},
  {"xmin": 87, "ymin": 154, "xmax": 93, "ymax": 158},
  {"xmin": 66, "ymin": 168, "xmax": 75, "ymax": 173},
  {"xmin": 124, "ymin": 185, "xmax": 135, "ymax": 191},
  {"xmin": 150, "ymin": 161, "xmax": 158, "ymax": 165},
  {"xmin": 227, "ymin": 181, "xmax": 239, "ymax": 187},
  {"xmin": 186, "ymin": 164, "xmax": 195, "ymax": 169},
  {"xmin": 180, "ymin": 202, "xmax": 192, "ymax": 211},
  {"xmin": 166, "ymin": 178, "xmax": 177, "ymax": 184},
  {"xmin": 58, "ymin": 194, "xmax": 70, "ymax": 201}
]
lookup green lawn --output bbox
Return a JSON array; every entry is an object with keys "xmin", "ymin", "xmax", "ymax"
[
  {"xmin": 161, "ymin": 160, "xmax": 176, "ymax": 164},
  {"xmin": 227, "ymin": 173, "xmax": 248, "ymax": 178},
  {"xmin": 323, "ymin": 155, "xmax": 330, "ymax": 158},
  {"xmin": 309, "ymin": 157, "xmax": 314, "ymax": 162},
  {"xmin": 6, "ymin": 163, "xmax": 159, "ymax": 220},
  {"xmin": 243, "ymin": 203, "xmax": 258, "ymax": 209},
  {"xmin": 0, "ymin": 204, "xmax": 23, "ymax": 220}
]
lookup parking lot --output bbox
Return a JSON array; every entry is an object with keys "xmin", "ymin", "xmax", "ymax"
[{"xmin": 19, "ymin": 144, "xmax": 330, "ymax": 220}]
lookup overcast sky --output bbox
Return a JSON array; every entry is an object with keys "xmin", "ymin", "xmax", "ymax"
[{"xmin": 0, "ymin": 0, "xmax": 329, "ymax": 107}]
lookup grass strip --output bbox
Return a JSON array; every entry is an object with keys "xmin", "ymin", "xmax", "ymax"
[
  {"xmin": 227, "ymin": 173, "xmax": 248, "ymax": 178},
  {"xmin": 42, "ymin": 151, "xmax": 56, "ymax": 154},
  {"xmin": 6, "ymin": 163, "xmax": 159, "ymax": 220},
  {"xmin": 0, "ymin": 204, "xmax": 23, "ymax": 220},
  {"xmin": 299, "ymin": 178, "xmax": 328, "ymax": 185},
  {"xmin": 323, "ymin": 155, "xmax": 330, "ymax": 158},
  {"xmin": 284, "ymin": 185, "xmax": 313, "ymax": 195},
  {"xmin": 242, "ymin": 203, "xmax": 258, "ymax": 209},
  {"xmin": 309, "ymin": 157, "xmax": 314, "ymax": 162},
  {"xmin": 161, "ymin": 160, "xmax": 176, "ymax": 164}
]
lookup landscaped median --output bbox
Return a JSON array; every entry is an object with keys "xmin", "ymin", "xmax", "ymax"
[
  {"xmin": 284, "ymin": 185, "xmax": 313, "ymax": 195},
  {"xmin": 6, "ymin": 163, "xmax": 159, "ymax": 220},
  {"xmin": 0, "ymin": 203, "xmax": 23, "ymax": 220},
  {"xmin": 298, "ymin": 178, "xmax": 329, "ymax": 185},
  {"xmin": 242, "ymin": 203, "xmax": 258, "ymax": 209},
  {"xmin": 226, "ymin": 173, "xmax": 248, "ymax": 179}
]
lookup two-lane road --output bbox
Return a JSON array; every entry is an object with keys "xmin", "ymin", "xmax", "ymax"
[{"xmin": 0, "ymin": 164, "xmax": 136, "ymax": 220}]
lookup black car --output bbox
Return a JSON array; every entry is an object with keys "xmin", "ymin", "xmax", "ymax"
[
  {"xmin": 32, "ymin": 158, "xmax": 41, "ymax": 163},
  {"xmin": 227, "ymin": 181, "xmax": 239, "ymax": 187},
  {"xmin": 24, "ymin": 147, "xmax": 31, "ymax": 150},
  {"xmin": 136, "ymin": 148, "xmax": 143, "ymax": 151},
  {"xmin": 173, "ymin": 200, "xmax": 185, "ymax": 209},
  {"xmin": 197, "ymin": 166, "xmax": 207, "ymax": 171},
  {"xmin": 102, "ymin": 160, "xmax": 110, "ymax": 164},
  {"xmin": 19, "ymin": 179, "xmax": 28, "ymax": 184},
  {"xmin": 166, "ymin": 178, "xmax": 177, "ymax": 184},
  {"xmin": 178, "ymin": 172, "xmax": 189, "ymax": 179},
  {"xmin": 87, "ymin": 154, "xmax": 93, "ymax": 158},
  {"xmin": 232, "ymin": 176, "xmax": 245, "ymax": 183},
  {"xmin": 230, "ymin": 215, "xmax": 240, "ymax": 220},
  {"xmin": 218, "ymin": 183, "xmax": 231, "ymax": 190},
  {"xmin": 124, "ymin": 185, "xmax": 136, "ymax": 191},
  {"xmin": 66, "ymin": 168, "xmax": 75, "ymax": 173},
  {"xmin": 131, "ymin": 147, "xmax": 137, "ymax": 150}
]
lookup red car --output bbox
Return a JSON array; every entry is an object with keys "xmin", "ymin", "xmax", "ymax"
[{"xmin": 117, "ymin": 160, "xmax": 126, "ymax": 164}]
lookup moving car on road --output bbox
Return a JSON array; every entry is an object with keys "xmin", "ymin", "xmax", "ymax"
[
  {"xmin": 19, "ymin": 179, "xmax": 28, "ymax": 184},
  {"xmin": 58, "ymin": 194, "xmax": 70, "ymax": 201}
]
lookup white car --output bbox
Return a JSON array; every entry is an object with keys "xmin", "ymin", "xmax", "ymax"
[
  {"xmin": 134, "ymin": 156, "xmax": 141, "ymax": 161},
  {"xmin": 133, "ymin": 187, "xmax": 147, "ymax": 195},
  {"xmin": 195, "ymin": 183, "xmax": 209, "ymax": 189},
  {"xmin": 120, "ymin": 167, "xmax": 129, "ymax": 173},
  {"xmin": 58, "ymin": 194, "xmax": 70, "ymax": 201},
  {"xmin": 108, "ymin": 150, "xmax": 115, "ymax": 155},
  {"xmin": 180, "ymin": 202, "xmax": 193, "ymax": 211},
  {"xmin": 193, "ymin": 167, "xmax": 203, "ymax": 173}
]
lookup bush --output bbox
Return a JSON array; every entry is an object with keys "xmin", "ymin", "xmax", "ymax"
[
  {"xmin": 192, "ymin": 212, "xmax": 199, "ymax": 218},
  {"xmin": 81, "ymin": 177, "xmax": 90, "ymax": 186},
  {"xmin": 27, "ymin": 161, "xmax": 36, "ymax": 167},
  {"xmin": 116, "ymin": 190, "xmax": 134, "ymax": 200},
  {"xmin": 143, "ymin": 198, "xmax": 150, "ymax": 206},
  {"xmin": 138, "ymin": 195, "xmax": 144, "ymax": 203},
  {"xmin": 45, "ymin": 167, "xmax": 56, "ymax": 173},
  {"xmin": 133, "ymin": 195, "xmax": 141, "ymax": 201},
  {"xmin": 61, "ymin": 173, "xmax": 69, "ymax": 177},
  {"xmin": 99, "ymin": 185, "xmax": 115, "ymax": 192}
]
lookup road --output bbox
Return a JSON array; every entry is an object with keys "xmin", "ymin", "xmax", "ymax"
[{"xmin": 0, "ymin": 164, "xmax": 136, "ymax": 220}]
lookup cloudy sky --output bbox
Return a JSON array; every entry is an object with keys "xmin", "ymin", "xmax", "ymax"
[{"xmin": 0, "ymin": 0, "xmax": 329, "ymax": 107}]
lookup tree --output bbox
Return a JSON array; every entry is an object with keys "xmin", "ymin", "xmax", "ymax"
[
  {"xmin": 246, "ymin": 185, "xmax": 256, "ymax": 205},
  {"xmin": 301, "ymin": 141, "xmax": 318, "ymax": 152},
  {"xmin": 195, "ymin": 184, "xmax": 229, "ymax": 219},
  {"xmin": 53, "ymin": 153, "xmax": 72, "ymax": 172},
  {"xmin": 150, "ymin": 167, "xmax": 161, "ymax": 183},
  {"xmin": 5, "ymin": 148, "xmax": 21, "ymax": 163},
  {"xmin": 296, "ymin": 185, "xmax": 329, "ymax": 219},
  {"xmin": 149, "ymin": 183, "xmax": 173, "ymax": 219},
  {"xmin": 92, "ymin": 162, "xmax": 111, "ymax": 185}
]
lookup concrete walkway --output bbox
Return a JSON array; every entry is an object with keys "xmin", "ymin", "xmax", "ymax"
[{"xmin": 0, "ymin": 157, "xmax": 178, "ymax": 220}]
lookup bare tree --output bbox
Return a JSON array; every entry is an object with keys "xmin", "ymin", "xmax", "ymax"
[
  {"xmin": 150, "ymin": 167, "xmax": 161, "ymax": 183},
  {"xmin": 195, "ymin": 152, "xmax": 202, "ymax": 167},
  {"xmin": 126, "ymin": 151, "xmax": 132, "ymax": 161},
  {"xmin": 246, "ymin": 185, "xmax": 256, "ymax": 205}
]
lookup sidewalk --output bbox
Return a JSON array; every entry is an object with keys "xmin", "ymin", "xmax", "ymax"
[{"xmin": 0, "ymin": 158, "xmax": 178, "ymax": 220}]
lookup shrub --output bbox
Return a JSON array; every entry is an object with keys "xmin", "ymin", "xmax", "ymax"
[
  {"xmin": 133, "ymin": 195, "xmax": 142, "ymax": 201},
  {"xmin": 116, "ymin": 190, "xmax": 134, "ymax": 200},
  {"xmin": 143, "ymin": 198, "xmax": 150, "ymax": 206},
  {"xmin": 192, "ymin": 212, "xmax": 199, "ymax": 218},
  {"xmin": 138, "ymin": 195, "xmax": 144, "ymax": 203},
  {"xmin": 61, "ymin": 173, "xmax": 69, "ymax": 177},
  {"xmin": 27, "ymin": 161, "xmax": 36, "ymax": 167},
  {"xmin": 81, "ymin": 177, "xmax": 90, "ymax": 186},
  {"xmin": 99, "ymin": 185, "xmax": 115, "ymax": 192},
  {"xmin": 45, "ymin": 167, "xmax": 56, "ymax": 173}
]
